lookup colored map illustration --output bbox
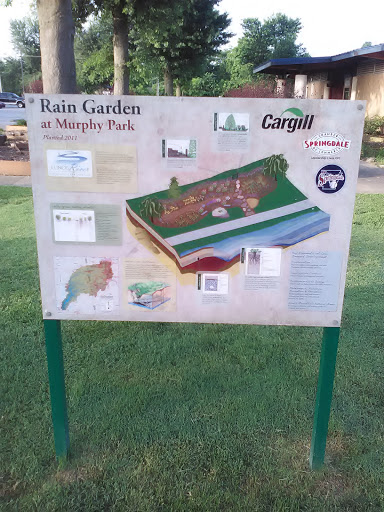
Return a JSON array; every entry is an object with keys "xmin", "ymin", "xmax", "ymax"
[
  {"xmin": 54, "ymin": 257, "xmax": 119, "ymax": 314},
  {"xmin": 126, "ymin": 156, "xmax": 330, "ymax": 272}
]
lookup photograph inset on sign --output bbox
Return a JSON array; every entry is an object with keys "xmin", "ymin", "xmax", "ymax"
[
  {"xmin": 215, "ymin": 113, "xmax": 249, "ymax": 132},
  {"xmin": 47, "ymin": 149, "xmax": 93, "ymax": 177},
  {"xmin": 163, "ymin": 139, "xmax": 197, "ymax": 159},
  {"xmin": 245, "ymin": 248, "xmax": 282, "ymax": 276},
  {"xmin": 53, "ymin": 209, "xmax": 96, "ymax": 242},
  {"xmin": 202, "ymin": 273, "xmax": 229, "ymax": 295},
  {"xmin": 127, "ymin": 281, "xmax": 171, "ymax": 310}
]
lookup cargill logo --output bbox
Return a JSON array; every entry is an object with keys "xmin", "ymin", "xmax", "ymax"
[{"xmin": 262, "ymin": 108, "xmax": 314, "ymax": 133}]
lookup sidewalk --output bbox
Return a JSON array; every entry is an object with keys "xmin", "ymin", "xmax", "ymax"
[
  {"xmin": 0, "ymin": 161, "xmax": 383, "ymax": 192},
  {"xmin": 0, "ymin": 175, "xmax": 32, "ymax": 186},
  {"xmin": 356, "ymin": 161, "xmax": 384, "ymax": 194}
]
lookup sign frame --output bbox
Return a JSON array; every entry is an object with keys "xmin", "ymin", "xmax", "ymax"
[{"xmin": 26, "ymin": 94, "xmax": 365, "ymax": 468}]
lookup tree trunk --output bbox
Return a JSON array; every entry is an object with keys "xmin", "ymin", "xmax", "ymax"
[
  {"xmin": 164, "ymin": 66, "xmax": 173, "ymax": 96},
  {"xmin": 113, "ymin": 7, "xmax": 130, "ymax": 95},
  {"xmin": 37, "ymin": 0, "xmax": 76, "ymax": 93},
  {"xmin": 175, "ymin": 83, "xmax": 181, "ymax": 97}
]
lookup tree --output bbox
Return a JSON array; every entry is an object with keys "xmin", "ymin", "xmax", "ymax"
[
  {"xmin": 361, "ymin": 41, "xmax": 372, "ymax": 48},
  {"xmin": 238, "ymin": 14, "xmax": 307, "ymax": 69},
  {"xmin": 2, "ymin": 0, "xmax": 77, "ymax": 93},
  {"xmin": 10, "ymin": 14, "xmax": 41, "ymax": 88},
  {"xmin": 224, "ymin": 114, "xmax": 236, "ymax": 131},
  {"xmin": 139, "ymin": 197, "xmax": 164, "ymax": 223},
  {"xmin": 79, "ymin": 0, "xmax": 179, "ymax": 95},
  {"xmin": 37, "ymin": 0, "xmax": 77, "ymax": 93},
  {"xmin": 75, "ymin": 13, "xmax": 114, "ymax": 93},
  {"xmin": 168, "ymin": 177, "xmax": 181, "ymax": 198},
  {"xmin": 188, "ymin": 140, "xmax": 197, "ymax": 158},
  {"xmin": 263, "ymin": 154, "xmax": 289, "ymax": 181},
  {"xmin": 0, "ymin": 57, "xmax": 23, "ymax": 94},
  {"xmin": 138, "ymin": 0, "xmax": 231, "ymax": 95}
]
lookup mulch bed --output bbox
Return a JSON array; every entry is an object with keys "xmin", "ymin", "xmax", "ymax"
[{"xmin": 0, "ymin": 140, "xmax": 30, "ymax": 162}]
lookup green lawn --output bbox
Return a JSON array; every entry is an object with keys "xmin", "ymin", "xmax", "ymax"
[{"xmin": 1, "ymin": 187, "xmax": 383, "ymax": 511}]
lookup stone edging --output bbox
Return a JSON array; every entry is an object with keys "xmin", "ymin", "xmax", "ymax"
[{"xmin": 0, "ymin": 160, "xmax": 31, "ymax": 176}]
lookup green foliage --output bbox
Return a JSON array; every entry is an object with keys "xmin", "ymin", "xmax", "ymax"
[
  {"xmin": 361, "ymin": 143, "xmax": 384, "ymax": 164},
  {"xmin": 188, "ymin": 140, "xmax": 197, "ymax": 158},
  {"xmin": 0, "ymin": 57, "xmax": 22, "ymax": 94},
  {"xmin": 238, "ymin": 13, "xmax": 308, "ymax": 69},
  {"xmin": 377, "ymin": 148, "xmax": 384, "ymax": 165},
  {"xmin": 183, "ymin": 53, "xmax": 230, "ymax": 96},
  {"xmin": 224, "ymin": 114, "xmax": 237, "ymax": 131},
  {"xmin": 137, "ymin": 0, "xmax": 231, "ymax": 91},
  {"xmin": 11, "ymin": 119, "xmax": 27, "ymax": 126},
  {"xmin": 75, "ymin": 13, "xmax": 114, "ymax": 93},
  {"xmin": 222, "ymin": 47, "xmax": 254, "ymax": 88},
  {"xmin": 128, "ymin": 281, "xmax": 168, "ymax": 297},
  {"xmin": 74, "ymin": 11, "xmax": 162, "ymax": 94},
  {"xmin": 364, "ymin": 116, "xmax": 384, "ymax": 135},
  {"xmin": 263, "ymin": 154, "xmax": 289, "ymax": 181},
  {"xmin": 168, "ymin": 177, "xmax": 181, "ymax": 198},
  {"xmin": 9, "ymin": 13, "xmax": 41, "ymax": 86},
  {"xmin": 139, "ymin": 196, "xmax": 164, "ymax": 222}
]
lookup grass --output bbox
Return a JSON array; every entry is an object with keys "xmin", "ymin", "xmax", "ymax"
[{"xmin": 1, "ymin": 187, "xmax": 384, "ymax": 511}]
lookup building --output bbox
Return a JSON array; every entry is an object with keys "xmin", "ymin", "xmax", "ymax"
[{"xmin": 253, "ymin": 44, "xmax": 384, "ymax": 117}]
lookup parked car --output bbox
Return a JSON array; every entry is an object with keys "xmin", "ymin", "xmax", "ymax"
[
  {"xmin": 0, "ymin": 92, "xmax": 25, "ymax": 108},
  {"xmin": 0, "ymin": 102, "xmax": 5, "ymax": 109}
]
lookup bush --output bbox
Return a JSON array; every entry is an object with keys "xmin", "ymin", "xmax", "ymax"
[
  {"xmin": 361, "ymin": 143, "xmax": 384, "ymax": 165},
  {"xmin": 376, "ymin": 148, "xmax": 384, "ymax": 165},
  {"xmin": 25, "ymin": 79, "xmax": 43, "ymax": 94},
  {"xmin": 12, "ymin": 119, "xmax": 27, "ymax": 126},
  {"xmin": 364, "ymin": 116, "xmax": 384, "ymax": 135},
  {"xmin": 224, "ymin": 80, "xmax": 294, "ymax": 99}
]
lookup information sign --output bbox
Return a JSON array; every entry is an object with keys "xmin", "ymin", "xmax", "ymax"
[{"xmin": 26, "ymin": 95, "xmax": 365, "ymax": 326}]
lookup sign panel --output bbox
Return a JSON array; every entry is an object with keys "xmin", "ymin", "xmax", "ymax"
[{"xmin": 26, "ymin": 95, "xmax": 365, "ymax": 326}]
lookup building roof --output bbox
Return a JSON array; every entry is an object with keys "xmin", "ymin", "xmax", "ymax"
[{"xmin": 253, "ymin": 44, "xmax": 384, "ymax": 75}]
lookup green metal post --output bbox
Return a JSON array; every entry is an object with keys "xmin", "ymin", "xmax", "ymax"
[
  {"xmin": 43, "ymin": 319, "xmax": 69, "ymax": 460},
  {"xmin": 309, "ymin": 326, "xmax": 340, "ymax": 470}
]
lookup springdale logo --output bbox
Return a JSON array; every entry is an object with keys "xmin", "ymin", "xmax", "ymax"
[
  {"xmin": 261, "ymin": 108, "xmax": 314, "ymax": 133},
  {"xmin": 303, "ymin": 132, "xmax": 351, "ymax": 155}
]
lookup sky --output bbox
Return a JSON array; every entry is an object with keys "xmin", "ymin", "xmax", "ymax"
[{"xmin": 0, "ymin": 0, "xmax": 383, "ymax": 60}]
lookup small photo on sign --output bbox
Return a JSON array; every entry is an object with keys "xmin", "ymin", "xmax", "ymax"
[
  {"xmin": 245, "ymin": 248, "xmax": 282, "ymax": 276},
  {"xmin": 214, "ymin": 113, "xmax": 249, "ymax": 133},
  {"xmin": 202, "ymin": 273, "xmax": 229, "ymax": 294},
  {"xmin": 162, "ymin": 139, "xmax": 197, "ymax": 159},
  {"xmin": 53, "ymin": 209, "xmax": 96, "ymax": 242},
  {"xmin": 46, "ymin": 149, "xmax": 93, "ymax": 177},
  {"xmin": 127, "ymin": 281, "xmax": 171, "ymax": 310}
]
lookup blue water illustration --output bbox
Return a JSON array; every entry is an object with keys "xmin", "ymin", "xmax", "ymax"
[
  {"xmin": 62, "ymin": 282, "xmax": 77, "ymax": 310},
  {"xmin": 56, "ymin": 151, "xmax": 88, "ymax": 165},
  {"xmin": 179, "ymin": 210, "xmax": 330, "ymax": 260},
  {"xmin": 128, "ymin": 298, "xmax": 171, "ymax": 310}
]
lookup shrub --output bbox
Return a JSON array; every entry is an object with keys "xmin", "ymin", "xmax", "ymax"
[
  {"xmin": 376, "ymin": 148, "xmax": 384, "ymax": 165},
  {"xmin": 25, "ymin": 79, "xmax": 43, "ymax": 94},
  {"xmin": 364, "ymin": 116, "xmax": 384, "ymax": 135},
  {"xmin": 12, "ymin": 119, "xmax": 27, "ymax": 127},
  {"xmin": 224, "ymin": 80, "xmax": 294, "ymax": 99}
]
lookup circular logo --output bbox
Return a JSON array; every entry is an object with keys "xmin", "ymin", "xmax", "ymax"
[{"xmin": 316, "ymin": 165, "xmax": 345, "ymax": 193}]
